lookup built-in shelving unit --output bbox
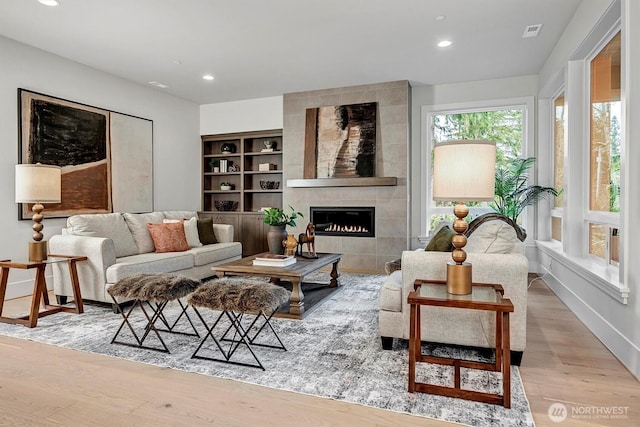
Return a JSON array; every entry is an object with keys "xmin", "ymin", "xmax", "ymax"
[{"xmin": 201, "ymin": 129, "xmax": 283, "ymax": 256}]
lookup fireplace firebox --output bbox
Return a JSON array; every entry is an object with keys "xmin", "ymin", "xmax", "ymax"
[{"xmin": 310, "ymin": 207, "xmax": 375, "ymax": 237}]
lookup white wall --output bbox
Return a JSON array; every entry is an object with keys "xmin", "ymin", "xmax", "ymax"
[
  {"xmin": 535, "ymin": 0, "xmax": 640, "ymax": 380},
  {"xmin": 200, "ymin": 96, "xmax": 283, "ymax": 135},
  {"xmin": 1, "ymin": 36, "xmax": 200, "ymax": 298}
]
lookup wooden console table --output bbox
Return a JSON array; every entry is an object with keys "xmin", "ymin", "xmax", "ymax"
[
  {"xmin": 407, "ymin": 279, "xmax": 514, "ymax": 408},
  {"xmin": 0, "ymin": 254, "xmax": 87, "ymax": 328}
]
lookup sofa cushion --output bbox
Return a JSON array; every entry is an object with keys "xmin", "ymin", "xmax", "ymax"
[
  {"xmin": 163, "ymin": 210, "xmax": 198, "ymax": 221},
  {"xmin": 189, "ymin": 242, "xmax": 243, "ymax": 266},
  {"xmin": 67, "ymin": 213, "xmax": 138, "ymax": 258},
  {"xmin": 164, "ymin": 217, "xmax": 202, "ymax": 248},
  {"xmin": 123, "ymin": 212, "xmax": 165, "ymax": 253},
  {"xmin": 425, "ymin": 225, "xmax": 456, "ymax": 251},
  {"xmin": 147, "ymin": 222, "xmax": 190, "ymax": 253},
  {"xmin": 379, "ymin": 270, "xmax": 402, "ymax": 312},
  {"xmin": 465, "ymin": 220, "xmax": 516, "ymax": 254},
  {"xmin": 106, "ymin": 252, "xmax": 194, "ymax": 283},
  {"xmin": 197, "ymin": 217, "xmax": 218, "ymax": 244}
]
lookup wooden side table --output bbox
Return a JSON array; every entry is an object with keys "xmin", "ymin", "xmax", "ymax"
[
  {"xmin": 0, "ymin": 254, "xmax": 87, "ymax": 328},
  {"xmin": 407, "ymin": 279, "xmax": 514, "ymax": 408}
]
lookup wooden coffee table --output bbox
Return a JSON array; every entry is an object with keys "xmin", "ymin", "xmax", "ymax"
[{"xmin": 212, "ymin": 252, "xmax": 342, "ymax": 319}]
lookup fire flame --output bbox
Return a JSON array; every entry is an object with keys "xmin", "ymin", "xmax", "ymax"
[{"xmin": 324, "ymin": 224, "xmax": 369, "ymax": 233}]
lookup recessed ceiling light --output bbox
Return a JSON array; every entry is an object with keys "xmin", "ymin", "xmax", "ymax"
[
  {"xmin": 202, "ymin": 74, "xmax": 215, "ymax": 81},
  {"xmin": 148, "ymin": 81, "xmax": 169, "ymax": 89},
  {"xmin": 435, "ymin": 15, "xmax": 446, "ymax": 21},
  {"xmin": 38, "ymin": 0, "xmax": 61, "ymax": 6},
  {"xmin": 437, "ymin": 40, "xmax": 452, "ymax": 48}
]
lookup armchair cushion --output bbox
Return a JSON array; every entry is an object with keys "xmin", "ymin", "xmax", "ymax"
[{"xmin": 379, "ymin": 270, "xmax": 402, "ymax": 311}]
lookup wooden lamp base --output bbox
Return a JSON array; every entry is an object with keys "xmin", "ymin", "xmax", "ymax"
[{"xmin": 29, "ymin": 241, "xmax": 48, "ymax": 262}]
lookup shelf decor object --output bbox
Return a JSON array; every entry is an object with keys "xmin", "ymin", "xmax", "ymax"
[
  {"xmin": 432, "ymin": 140, "xmax": 496, "ymax": 295},
  {"xmin": 15, "ymin": 163, "xmax": 62, "ymax": 261},
  {"xmin": 221, "ymin": 142, "xmax": 236, "ymax": 154}
]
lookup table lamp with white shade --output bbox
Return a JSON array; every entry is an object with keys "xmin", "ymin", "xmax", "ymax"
[
  {"xmin": 15, "ymin": 163, "xmax": 62, "ymax": 261},
  {"xmin": 432, "ymin": 140, "xmax": 496, "ymax": 295}
]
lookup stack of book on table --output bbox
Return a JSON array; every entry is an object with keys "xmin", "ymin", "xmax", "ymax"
[{"xmin": 252, "ymin": 254, "xmax": 296, "ymax": 267}]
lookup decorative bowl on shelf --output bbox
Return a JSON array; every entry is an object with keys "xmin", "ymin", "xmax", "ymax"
[
  {"xmin": 221, "ymin": 143, "xmax": 236, "ymax": 154},
  {"xmin": 214, "ymin": 200, "xmax": 238, "ymax": 211},
  {"xmin": 259, "ymin": 180, "xmax": 280, "ymax": 190}
]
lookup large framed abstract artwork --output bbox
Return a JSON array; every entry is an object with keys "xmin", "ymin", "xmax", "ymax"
[
  {"xmin": 18, "ymin": 89, "xmax": 153, "ymax": 219},
  {"xmin": 304, "ymin": 102, "xmax": 377, "ymax": 179}
]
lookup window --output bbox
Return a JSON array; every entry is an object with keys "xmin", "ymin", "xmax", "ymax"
[
  {"xmin": 551, "ymin": 93, "xmax": 565, "ymax": 241},
  {"xmin": 427, "ymin": 107, "xmax": 524, "ymax": 231},
  {"xmin": 587, "ymin": 31, "xmax": 621, "ymax": 266}
]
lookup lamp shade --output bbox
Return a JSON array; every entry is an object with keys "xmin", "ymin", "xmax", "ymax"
[
  {"xmin": 432, "ymin": 140, "xmax": 496, "ymax": 202},
  {"xmin": 15, "ymin": 163, "xmax": 62, "ymax": 203}
]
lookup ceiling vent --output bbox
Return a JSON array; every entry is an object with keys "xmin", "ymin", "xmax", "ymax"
[{"xmin": 522, "ymin": 24, "xmax": 543, "ymax": 38}]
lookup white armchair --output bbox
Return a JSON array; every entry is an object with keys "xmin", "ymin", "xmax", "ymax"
[{"xmin": 378, "ymin": 215, "xmax": 529, "ymax": 365}]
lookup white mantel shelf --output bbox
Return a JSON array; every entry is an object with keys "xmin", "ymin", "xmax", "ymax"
[{"xmin": 286, "ymin": 177, "xmax": 397, "ymax": 188}]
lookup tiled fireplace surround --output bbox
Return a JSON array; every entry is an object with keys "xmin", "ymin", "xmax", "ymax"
[{"xmin": 283, "ymin": 81, "xmax": 410, "ymax": 273}]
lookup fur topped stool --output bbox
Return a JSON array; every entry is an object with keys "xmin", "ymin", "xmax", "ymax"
[
  {"xmin": 108, "ymin": 273, "xmax": 202, "ymax": 353},
  {"xmin": 188, "ymin": 277, "xmax": 290, "ymax": 370}
]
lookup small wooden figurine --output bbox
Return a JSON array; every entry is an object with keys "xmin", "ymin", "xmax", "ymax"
[{"xmin": 297, "ymin": 223, "xmax": 317, "ymax": 258}]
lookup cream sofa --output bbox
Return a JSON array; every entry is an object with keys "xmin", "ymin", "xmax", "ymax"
[
  {"xmin": 378, "ymin": 215, "xmax": 529, "ymax": 364},
  {"xmin": 49, "ymin": 210, "xmax": 242, "ymax": 307}
]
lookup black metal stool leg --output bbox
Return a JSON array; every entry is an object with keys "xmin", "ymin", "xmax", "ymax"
[
  {"xmin": 190, "ymin": 308, "xmax": 266, "ymax": 370},
  {"xmin": 150, "ymin": 299, "xmax": 200, "ymax": 338},
  {"xmin": 110, "ymin": 296, "xmax": 170, "ymax": 353},
  {"xmin": 247, "ymin": 311, "xmax": 287, "ymax": 351}
]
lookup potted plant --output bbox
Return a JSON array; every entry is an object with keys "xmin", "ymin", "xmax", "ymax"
[
  {"xmin": 262, "ymin": 206, "xmax": 303, "ymax": 254},
  {"xmin": 209, "ymin": 159, "xmax": 220, "ymax": 173},
  {"xmin": 490, "ymin": 157, "xmax": 559, "ymax": 238},
  {"xmin": 220, "ymin": 182, "xmax": 233, "ymax": 191}
]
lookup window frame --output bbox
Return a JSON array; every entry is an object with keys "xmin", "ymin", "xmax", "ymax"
[
  {"xmin": 420, "ymin": 97, "xmax": 535, "ymax": 239},
  {"xmin": 583, "ymin": 27, "xmax": 622, "ymax": 269},
  {"xmin": 551, "ymin": 89, "xmax": 566, "ymax": 242}
]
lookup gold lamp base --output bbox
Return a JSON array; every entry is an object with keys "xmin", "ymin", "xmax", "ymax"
[
  {"xmin": 446, "ymin": 262, "xmax": 472, "ymax": 295},
  {"xmin": 29, "ymin": 241, "xmax": 48, "ymax": 262}
]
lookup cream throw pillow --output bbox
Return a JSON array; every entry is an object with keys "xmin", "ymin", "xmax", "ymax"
[
  {"xmin": 163, "ymin": 217, "xmax": 202, "ymax": 248},
  {"xmin": 465, "ymin": 221, "xmax": 516, "ymax": 254},
  {"xmin": 123, "ymin": 212, "xmax": 165, "ymax": 253}
]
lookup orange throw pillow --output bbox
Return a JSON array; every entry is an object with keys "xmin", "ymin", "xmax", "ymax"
[{"xmin": 146, "ymin": 221, "xmax": 189, "ymax": 253}]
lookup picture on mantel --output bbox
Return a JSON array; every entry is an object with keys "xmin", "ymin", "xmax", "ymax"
[{"xmin": 311, "ymin": 102, "xmax": 377, "ymax": 178}]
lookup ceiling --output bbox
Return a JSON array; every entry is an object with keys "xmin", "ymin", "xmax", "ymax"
[{"xmin": 0, "ymin": 0, "xmax": 583, "ymax": 105}]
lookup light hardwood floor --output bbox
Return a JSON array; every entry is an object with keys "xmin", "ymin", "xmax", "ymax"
[{"xmin": 0, "ymin": 277, "xmax": 638, "ymax": 426}]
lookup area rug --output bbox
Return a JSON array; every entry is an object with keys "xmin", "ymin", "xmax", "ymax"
[{"xmin": 0, "ymin": 273, "xmax": 534, "ymax": 426}]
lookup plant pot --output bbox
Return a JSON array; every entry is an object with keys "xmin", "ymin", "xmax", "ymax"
[
  {"xmin": 220, "ymin": 185, "xmax": 232, "ymax": 191},
  {"xmin": 267, "ymin": 225, "xmax": 287, "ymax": 255}
]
